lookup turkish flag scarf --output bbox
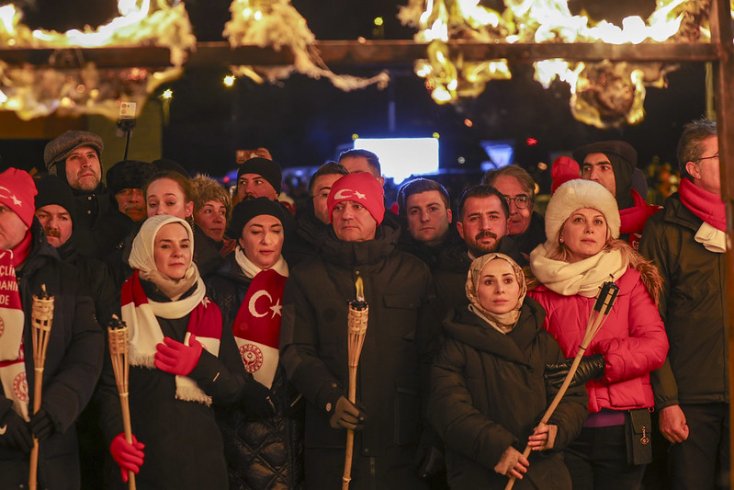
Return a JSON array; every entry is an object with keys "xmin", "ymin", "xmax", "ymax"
[
  {"xmin": 0, "ymin": 233, "xmax": 32, "ymax": 421},
  {"xmin": 232, "ymin": 268, "xmax": 288, "ymax": 389}
]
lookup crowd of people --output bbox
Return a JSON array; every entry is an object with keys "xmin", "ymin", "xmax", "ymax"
[{"xmin": 0, "ymin": 117, "xmax": 727, "ymax": 490}]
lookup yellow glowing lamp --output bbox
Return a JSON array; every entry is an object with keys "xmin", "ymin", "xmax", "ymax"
[
  {"xmin": 161, "ymin": 89, "xmax": 173, "ymax": 100},
  {"xmin": 223, "ymin": 75, "xmax": 236, "ymax": 87}
]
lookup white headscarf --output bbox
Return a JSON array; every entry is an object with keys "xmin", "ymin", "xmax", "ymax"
[{"xmin": 129, "ymin": 215, "xmax": 200, "ymax": 300}]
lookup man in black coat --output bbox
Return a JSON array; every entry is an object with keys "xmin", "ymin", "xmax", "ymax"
[
  {"xmin": 43, "ymin": 130, "xmax": 130, "ymax": 259},
  {"xmin": 0, "ymin": 168, "xmax": 104, "ymax": 489},
  {"xmin": 281, "ymin": 173, "xmax": 439, "ymax": 489}
]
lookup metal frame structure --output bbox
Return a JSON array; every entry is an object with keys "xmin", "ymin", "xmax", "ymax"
[{"xmin": 0, "ymin": 0, "xmax": 732, "ymax": 475}]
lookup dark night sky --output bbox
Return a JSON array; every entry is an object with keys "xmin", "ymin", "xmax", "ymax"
[{"xmin": 9, "ymin": 0, "xmax": 708, "ymax": 176}]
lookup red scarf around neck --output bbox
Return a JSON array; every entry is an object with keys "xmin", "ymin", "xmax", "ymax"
[{"xmin": 679, "ymin": 178, "xmax": 727, "ymax": 231}]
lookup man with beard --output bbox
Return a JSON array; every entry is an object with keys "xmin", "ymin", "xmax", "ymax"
[
  {"xmin": 433, "ymin": 184, "xmax": 522, "ymax": 319},
  {"xmin": 43, "ymin": 130, "xmax": 130, "ymax": 259},
  {"xmin": 235, "ymin": 157, "xmax": 282, "ymax": 203}
]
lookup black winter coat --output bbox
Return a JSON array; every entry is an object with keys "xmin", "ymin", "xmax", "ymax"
[
  {"xmin": 0, "ymin": 224, "xmax": 104, "ymax": 489},
  {"xmin": 72, "ymin": 185, "xmax": 132, "ymax": 260},
  {"xmin": 207, "ymin": 254, "xmax": 304, "ymax": 489},
  {"xmin": 429, "ymin": 301, "xmax": 587, "ymax": 489},
  {"xmin": 281, "ymin": 222, "xmax": 439, "ymax": 490},
  {"xmin": 98, "ymin": 281, "xmax": 248, "ymax": 490},
  {"xmin": 639, "ymin": 192, "xmax": 729, "ymax": 407}
]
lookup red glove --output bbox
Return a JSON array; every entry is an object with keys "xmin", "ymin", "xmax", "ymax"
[
  {"xmin": 110, "ymin": 433, "xmax": 145, "ymax": 483},
  {"xmin": 154, "ymin": 334, "xmax": 203, "ymax": 376}
]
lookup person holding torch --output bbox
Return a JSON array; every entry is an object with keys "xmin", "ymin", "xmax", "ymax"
[
  {"xmin": 0, "ymin": 168, "xmax": 103, "ymax": 488},
  {"xmin": 281, "ymin": 172, "xmax": 440, "ymax": 489},
  {"xmin": 528, "ymin": 179, "xmax": 668, "ymax": 490}
]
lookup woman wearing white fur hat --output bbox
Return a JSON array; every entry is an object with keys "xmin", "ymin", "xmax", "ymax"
[{"xmin": 528, "ymin": 179, "xmax": 668, "ymax": 490}]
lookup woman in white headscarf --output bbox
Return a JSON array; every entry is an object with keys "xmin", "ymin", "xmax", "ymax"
[
  {"xmin": 98, "ymin": 215, "xmax": 273, "ymax": 490},
  {"xmin": 528, "ymin": 179, "xmax": 668, "ymax": 490},
  {"xmin": 429, "ymin": 253, "xmax": 587, "ymax": 489}
]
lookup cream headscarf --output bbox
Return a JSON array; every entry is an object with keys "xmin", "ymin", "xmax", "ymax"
[
  {"xmin": 465, "ymin": 253, "xmax": 527, "ymax": 334},
  {"xmin": 129, "ymin": 214, "xmax": 201, "ymax": 300}
]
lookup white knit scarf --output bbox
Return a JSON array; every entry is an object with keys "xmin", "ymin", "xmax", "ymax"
[
  {"xmin": 529, "ymin": 243, "xmax": 628, "ymax": 298},
  {"xmin": 235, "ymin": 245, "xmax": 289, "ymax": 279},
  {"xmin": 0, "ymin": 250, "xmax": 28, "ymax": 421}
]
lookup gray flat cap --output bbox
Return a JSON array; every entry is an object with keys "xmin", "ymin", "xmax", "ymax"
[{"xmin": 43, "ymin": 130, "xmax": 104, "ymax": 169}]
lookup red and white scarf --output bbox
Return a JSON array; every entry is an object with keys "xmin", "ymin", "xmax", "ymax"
[
  {"xmin": 0, "ymin": 233, "xmax": 32, "ymax": 421},
  {"xmin": 121, "ymin": 271, "xmax": 223, "ymax": 406},
  {"xmin": 232, "ymin": 248, "xmax": 288, "ymax": 388}
]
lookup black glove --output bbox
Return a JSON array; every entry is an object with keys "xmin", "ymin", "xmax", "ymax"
[
  {"xmin": 415, "ymin": 444, "xmax": 445, "ymax": 479},
  {"xmin": 241, "ymin": 380, "xmax": 276, "ymax": 418},
  {"xmin": 328, "ymin": 396, "xmax": 366, "ymax": 431},
  {"xmin": 545, "ymin": 354, "xmax": 605, "ymax": 389},
  {"xmin": 30, "ymin": 408, "xmax": 55, "ymax": 441},
  {"xmin": 0, "ymin": 410, "xmax": 33, "ymax": 452}
]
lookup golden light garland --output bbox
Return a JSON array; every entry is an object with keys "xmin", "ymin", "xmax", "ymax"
[
  {"xmin": 225, "ymin": 0, "xmax": 389, "ymax": 91},
  {"xmin": 0, "ymin": 0, "xmax": 194, "ymax": 120},
  {"xmin": 400, "ymin": 0, "xmax": 715, "ymax": 128}
]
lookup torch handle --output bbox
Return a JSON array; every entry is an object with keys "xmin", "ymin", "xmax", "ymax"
[
  {"xmin": 342, "ymin": 365, "xmax": 359, "ymax": 490},
  {"xmin": 119, "ymin": 393, "xmax": 137, "ymax": 490},
  {"xmin": 28, "ymin": 366, "xmax": 45, "ymax": 490}
]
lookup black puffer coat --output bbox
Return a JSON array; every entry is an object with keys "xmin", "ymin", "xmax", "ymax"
[
  {"xmin": 0, "ymin": 223, "xmax": 104, "ymax": 489},
  {"xmin": 281, "ymin": 221, "xmax": 439, "ymax": 490},
  {"xmin": 429, "ymin": 300, "xmax": 587, "ymax": 489},
  {"xmin": 207, "ymin": 254, "xmax": 304, "ymax": 489}
]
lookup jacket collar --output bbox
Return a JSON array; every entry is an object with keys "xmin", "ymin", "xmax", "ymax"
[
  {"xmin": 662, "ymin": 193, "xmax": 701, "ymax": 232},
  {"xmin": 320, "ymin": 218, "xmax": 401, "ymax": 268}
]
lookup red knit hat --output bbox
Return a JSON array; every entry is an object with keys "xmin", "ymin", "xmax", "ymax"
[
  {"xmin": 327, "ymin": 173, "xmax": 385, "ymax": 225},
  {"xmin": 0, "ymin": 167, "xmax": 37, "ymax": 227},
  {"xmin": 551, "ymin": 155, "xmax": 580, "ymax": 194}
]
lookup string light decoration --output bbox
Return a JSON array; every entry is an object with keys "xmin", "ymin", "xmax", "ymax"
[
  {"xmin": 224, "ymin": 0, "xmax": 390, "ymax": 91},
  {"xmin": 0, "ymin": 0, "xmax": 194, "ymax": 120},
  {"xmin": 400, "ymin": 0, "xmax": 715, "ymax": 128}
]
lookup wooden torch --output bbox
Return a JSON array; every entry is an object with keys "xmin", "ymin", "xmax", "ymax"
[
  {"xmin": 29, "ymin": 284, "xmax": 54, "ymax": 490},
  {"xmin": 108, "ymin": 315, "xmax": 136, "ymax": 490},
  {"xmin": 342, "ymin": 275, "xmax": 369, "ymax": 490}
]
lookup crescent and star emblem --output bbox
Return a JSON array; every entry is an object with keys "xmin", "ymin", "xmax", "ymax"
[
  {"xmin": 248, "ymin": 290, "xmax": 282, "ymax": 319},
  {"xmin": 333, "ymin": 189, "xmax": 367, "ymax": 201},
  {"xmin": 0, "ymin": 186, "xmax": 21, "ymax": 206}
]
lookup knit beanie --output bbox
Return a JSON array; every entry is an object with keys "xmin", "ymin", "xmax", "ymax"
[
  {"xmin": 107, "ymin": 160, "xmax": 155, "ymax": 195},
  {"xmin": 43, "ymin": 130, "xmax": 104, "ymax": 173},
  {"xmin": 237, "ymin": 157, "xmax": 282, "ymax": 194},
  {"xmin": 573, "ymin": 140, "xmax": 637, "ymax": 209},
  {"xmin": 544, "ymin": 179, "xmax": 620, "ymax": 246},
  {"xmin": 227, "ymin": 197, "xmax": 287, "ymax": 239},
  {"xmin": 327, "ymin": 172, "xmax": 385, "ymax": 225},
  {"xmin": 0, "ymin": 167, "xmax": 38, "ymax": 227},
  {"xmin": 35, "ymin": 175, "xmax": 77, "ymax": 220}
]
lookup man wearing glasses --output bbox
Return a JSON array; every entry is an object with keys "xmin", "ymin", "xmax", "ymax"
[
  {"xmin": 482, "ymin": 165, "xmax": 546, "ymax": 259},
  {"xmin": 574, "ymin": 140, "xmax": 660, "ymax": 250},
  {"xmin": 640, "ymin": 119, "xmax": 728, "ymax": 489}
]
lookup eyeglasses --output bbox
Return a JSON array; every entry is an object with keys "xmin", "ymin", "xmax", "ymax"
[
  {"xmin": 696, "ymin": 153, "xmax": 719, "ymax": 162},
  {"xmin": 503, "ymin": 194, "xmax": 531, "ymax": 209}
]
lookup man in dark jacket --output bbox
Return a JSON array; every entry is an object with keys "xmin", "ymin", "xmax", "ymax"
[
  {"xmin": 433, "ymin": 184, "xmax": 522, "ymax": 319},
  {"xmin": 575, "ymin": 140, "xmax": 660, "ymax": 250},
  {"xmin": 0, "ymin": 168, "xmax": 104, "ymax": 488},
  {"xmin": 281, "ymin": 172, "xmax": 439, "ymax": 489},
  {"xmin": 639, "ymin": 119, "xmax": 728, "ymax": 489},
  {"xmin": 44, "ymin": 130, "xmax": 130, "ymax": 259},
  {"xmin": 288, "ymin": 161, "xmax": 349, "ymax": 266}
]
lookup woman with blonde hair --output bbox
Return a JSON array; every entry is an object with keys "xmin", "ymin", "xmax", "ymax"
[{"xmin": 528, "ymin": 179, "xmax": 668, "ymax": 490}]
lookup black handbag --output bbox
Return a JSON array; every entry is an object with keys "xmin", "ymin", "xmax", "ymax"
[{"xmin": 625, "ymin": 409, "xmax": 653, "ymax": 465}]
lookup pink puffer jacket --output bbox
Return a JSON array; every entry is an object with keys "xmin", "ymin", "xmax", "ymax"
[{"xmin": 529, "ymin": 267, "xmax": 668, "ymax": 413}]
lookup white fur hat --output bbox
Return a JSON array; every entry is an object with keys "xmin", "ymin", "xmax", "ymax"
[{"xmin": 544, "ymin": 179, "xmax": 620, "ymax": 245}]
